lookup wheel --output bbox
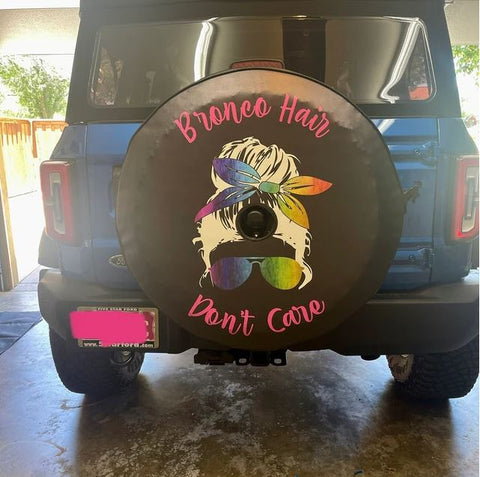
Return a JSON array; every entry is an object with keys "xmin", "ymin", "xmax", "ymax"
[
  {"xmin": 49, "ymin": 328, "xmax": 144, "ymax": 396},
  {"xmin": 116, "ymin": 68, "xmax": 405, "ymax": 350},
  {"xmin": 387, "ymin": 336, "xmax": 479, "ymax": 399}
]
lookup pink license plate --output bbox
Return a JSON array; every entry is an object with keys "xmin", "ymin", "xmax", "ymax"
[{"xmin": 71, "ymin": 307, "xmax": 159, "ymax": 349}]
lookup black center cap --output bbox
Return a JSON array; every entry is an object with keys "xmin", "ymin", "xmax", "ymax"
[{"xmin": 237, "ymin": 205, "xmax": 278, "ymax": 241}]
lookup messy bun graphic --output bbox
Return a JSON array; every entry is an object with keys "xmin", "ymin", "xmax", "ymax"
[{"xmin": 193, "ymin": 137, "xmax": 332, "ymax": 290}]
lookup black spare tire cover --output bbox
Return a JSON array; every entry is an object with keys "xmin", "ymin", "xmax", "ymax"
[{"xmin": 116, "ymin": 69, "xmax": 404, "ymax": 350}]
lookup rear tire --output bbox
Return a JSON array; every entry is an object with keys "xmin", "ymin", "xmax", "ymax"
[
  {"xmin": 387, "ymin": 336, "xmax": 479, "ymax": 399},
  {"xmin": 49, "ymin": 328, "xmax": 144, "ymax": 396}
]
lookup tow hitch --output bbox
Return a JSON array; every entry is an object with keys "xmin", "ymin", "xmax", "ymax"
[{"xmin": 194, "ymin": 349, "xmax": 287, "ymax": 366}]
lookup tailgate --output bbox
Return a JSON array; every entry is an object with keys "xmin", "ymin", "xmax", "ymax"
[{"xmin": 83, "ymin": 118, "xmax": 438, "ymax": 290}]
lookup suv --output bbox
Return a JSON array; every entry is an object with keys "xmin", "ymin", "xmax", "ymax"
[{"xmin": 38, "ymin": 0, "xmax": 478, "ymax": 399}]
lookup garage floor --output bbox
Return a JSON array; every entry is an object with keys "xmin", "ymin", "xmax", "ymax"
[{"xmin": 0, "ymin": 270, "xmax": 478, "ymax": 477}]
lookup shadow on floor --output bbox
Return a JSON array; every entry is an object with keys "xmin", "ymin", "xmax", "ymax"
[
  {"xmin": 68, "ymin": 351, "xmax": 473, "ymax": 477},
  {"xmin": 0, "ymin": 318, "xmax": 477, "ymax": 477}
]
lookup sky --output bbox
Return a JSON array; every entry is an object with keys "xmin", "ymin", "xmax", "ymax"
[{"xmin": 0, "ymin": 0, "xmax": 78, "ymax": 8}]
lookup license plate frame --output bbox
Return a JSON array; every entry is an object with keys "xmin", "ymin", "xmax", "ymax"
[{"xmin": 74, "ymin": 306, "xmax": 159, "ymax": 349}]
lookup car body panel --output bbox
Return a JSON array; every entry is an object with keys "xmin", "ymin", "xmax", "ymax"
[{"xmin": 51, "ymin": 116, "xmax": 470, "ymax": 292}]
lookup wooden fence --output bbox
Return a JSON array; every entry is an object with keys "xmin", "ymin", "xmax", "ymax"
[
  {"xmin": 0, "ymin": 118, "xmax": 66, "ymax": 289},
  {"xmin": 0, "ymin": 119, "xmax": 66, "ymax": 197},
  {"xmin": 32, "ymin": 120, "xmax": 68, "ymax": 164}
]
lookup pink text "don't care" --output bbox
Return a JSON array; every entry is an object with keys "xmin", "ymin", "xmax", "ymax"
[{"xmin": 188, "ymin": 294, "xmax": 326, "ymax": 337}]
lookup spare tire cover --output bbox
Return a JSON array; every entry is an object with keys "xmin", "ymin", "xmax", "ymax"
[{"xmin": 116, "ymin": 69, "xmax": 404, "ymax": 350}]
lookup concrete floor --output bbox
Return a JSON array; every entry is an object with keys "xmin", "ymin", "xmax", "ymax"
[{"xmin": 0, "ymin": 270, "xmax": 478, "ymax": 477}]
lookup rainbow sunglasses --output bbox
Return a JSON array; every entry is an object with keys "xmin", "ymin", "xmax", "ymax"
[{"xmin": 209, "ymin": 257, "xmax": 303, "ymax": 290}]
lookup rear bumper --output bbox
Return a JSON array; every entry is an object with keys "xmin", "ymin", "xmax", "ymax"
[{"xmin": 38, "ymin": 269, "xmax": 479, "ymax": 355}]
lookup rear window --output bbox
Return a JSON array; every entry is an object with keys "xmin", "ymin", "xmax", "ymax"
[{"xmin": 90, "ymin": 16, "xmax": 435, "ymax": 108}]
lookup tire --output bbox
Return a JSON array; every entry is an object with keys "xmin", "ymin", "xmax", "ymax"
[
  {"xmin": 49, "ymin": 328, "xmax": 144, "ymax": 396},
  {"xmin": 116, "ymin": 68, "xmax": 405, "ymax": 350},
  {"xmin": 387, "ymin": 336, "xmax": 479, "ymax": 399}
]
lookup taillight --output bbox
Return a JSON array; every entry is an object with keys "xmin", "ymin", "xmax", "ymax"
[
  {"xmin": 40, "ymin": 161, "xmax": 77, "ymax": 244},
  {"xmin": 452, "ymin": 155, "xmax": 479, "ymax": 241}
]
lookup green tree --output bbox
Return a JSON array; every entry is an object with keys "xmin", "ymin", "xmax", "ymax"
[
  {"xmin": 452, "ymin": 45, "xmax": 479, "ymax": 83},
  {"xmin": 0, "ymin": 57, "xmax": 69, "ymax": 118}
]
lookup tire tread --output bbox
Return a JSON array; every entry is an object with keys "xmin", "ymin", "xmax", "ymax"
[
  {"xmin": 388, "ymin": 337, "xmax": 478, "ymax": 399},
  {"xmin": 49, "ymin": 329, "xmax": 144, "ymax": 396}
]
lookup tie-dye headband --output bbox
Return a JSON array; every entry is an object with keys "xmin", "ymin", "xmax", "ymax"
[{"xmin": 194, "ymin": 158, "xmax": 332, "ymax": 229}]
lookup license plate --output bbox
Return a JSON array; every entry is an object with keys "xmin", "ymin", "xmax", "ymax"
[{"xmin": 71, "ymin": 306, "xmax": 159, "ymax": 349}]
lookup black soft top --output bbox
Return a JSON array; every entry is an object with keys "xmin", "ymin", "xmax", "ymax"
[{"xmin": 69, "ymin": 0, "xmax": 459, "ymax": 123}]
